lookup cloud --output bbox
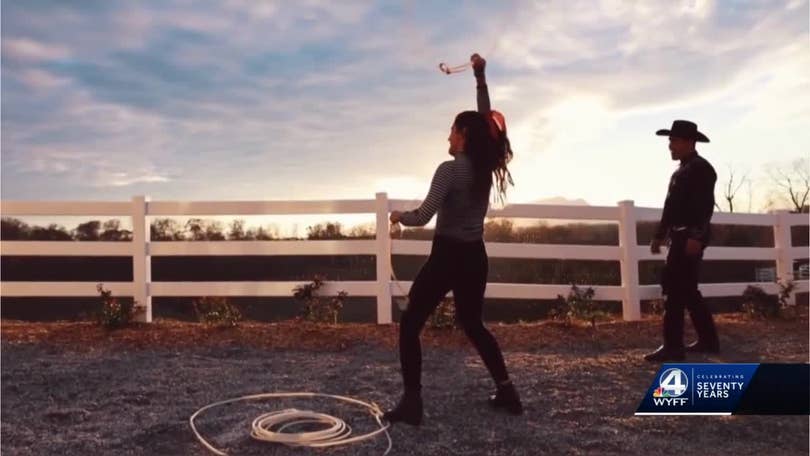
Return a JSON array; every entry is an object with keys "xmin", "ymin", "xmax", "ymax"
[
  {"xmin": 1, "ymin": 0, "xmax": 807, "ymax": 208},
  {"xmin": 487, "ymin": 0, "xmax": 805, "ymax": 113},
  {"xmin": 15, "ymin": 69, "xmax": 71, "ymax": 91},
  {"xmin": 6, "ymin": 143, "xmax": 174, "ymax": 189},
  {"xmin": 479, "ymin": 1, "xmax": 808, "ymax": 166},
  {"xmin": 106, "ymin": 171, "xmax": 171, "ymax": 187},
  {"xmin": 2, "ymin": 38, "xmax": 70, "ymax": 61}
]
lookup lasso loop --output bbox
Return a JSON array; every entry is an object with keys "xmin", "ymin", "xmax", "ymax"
[{"xmin": 438, "ymin": 62, "xmax": 471, "ymax": 75}]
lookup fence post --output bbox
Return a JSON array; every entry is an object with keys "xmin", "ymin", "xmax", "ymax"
[
  {"xmin": 375, "ymin": 192, "xmax": 393, "ymax": 324},
  {"xmin": 618, "ymin": 200, "xmax": 641, "ymax": 321},
  {"xmin": 132, "ymin": 195, "xmax": 152, "ymax": 322},
  {"xmin": 772, "ymin": 209, "xmax": 796, "ymax": 305}
]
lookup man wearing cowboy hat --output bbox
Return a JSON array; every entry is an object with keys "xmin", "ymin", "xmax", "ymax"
[{"xmin": 645, "ymin": 120, "xmax": 721, "ymax": 362}]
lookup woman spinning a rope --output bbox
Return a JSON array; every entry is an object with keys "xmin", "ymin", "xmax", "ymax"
[{"xmin": 384, "ymin": 53, "xmax": 523, "ymax": 425}]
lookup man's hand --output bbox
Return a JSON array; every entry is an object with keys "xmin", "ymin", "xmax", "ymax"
[
  {"xmin": 389, "ymin": 211, "xmax": 403, "ymax": 224},
  {"xmin": 650, "ymin": 238, "xmax": 663, "ymax": 255},
  {"xmin": 685, "ymin": 238, "xmax": 703, "ymax": 256}
]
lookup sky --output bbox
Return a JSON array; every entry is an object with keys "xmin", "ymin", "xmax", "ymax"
[{"xmin": 2, "ymin": 0, "xmax": 809, "ymax": 233}]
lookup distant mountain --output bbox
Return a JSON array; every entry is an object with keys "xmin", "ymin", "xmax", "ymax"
[{"xmin": 529, "ymin": 197, "xmax": 590, "ymax": 206}]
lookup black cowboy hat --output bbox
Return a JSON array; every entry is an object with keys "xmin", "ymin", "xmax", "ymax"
[{"xmin": 655, "ymin": 120, "xmax": 710, "ymax": 143}]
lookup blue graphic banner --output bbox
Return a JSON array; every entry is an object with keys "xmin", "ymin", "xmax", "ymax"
[{"xmin": 636, "ymin": 363, "xmax": 809, "ymax": 415}]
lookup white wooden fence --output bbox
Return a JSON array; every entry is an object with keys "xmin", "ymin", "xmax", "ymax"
[{"xmin": 1, "ymin": 194, "xmax": 807, "ymax": 323}]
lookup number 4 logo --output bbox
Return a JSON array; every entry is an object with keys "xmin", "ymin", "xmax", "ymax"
[{"xmin": 659, "ymin": 368, "xmax": 688, "ymax": 397}]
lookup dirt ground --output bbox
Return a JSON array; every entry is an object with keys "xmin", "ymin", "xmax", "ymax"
[{"xmin": 1, "ymin": 314, "xmax": 808, "ymax": 455}]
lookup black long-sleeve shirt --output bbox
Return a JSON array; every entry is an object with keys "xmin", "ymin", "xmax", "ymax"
[
  {"xmin": 654, "ymin": 152, "xmax": 717, "ymax": 245},
  {"xmin": 398, "ymin": 82, "xmax": 492, "ymax": 241}
]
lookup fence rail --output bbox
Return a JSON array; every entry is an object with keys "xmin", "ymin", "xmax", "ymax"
[{"xmin": 1, "ymin": 194, "xmax": 807, "ymax": 323}]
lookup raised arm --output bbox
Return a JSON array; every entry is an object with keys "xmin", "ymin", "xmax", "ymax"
[{"xmin": 471, "ymin": 53, "xmax": 491, "ymax": 115}]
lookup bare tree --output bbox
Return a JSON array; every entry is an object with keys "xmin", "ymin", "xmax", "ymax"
[
  {"xmin": 717, "ymin": 164, "xmax": 749, "ymax": 213},
  {"xmin": 768, "ymin": 158, "xmax": 810, "ymax": 213},
  {"xmin": 254, "ymin": 226, "xmax": 276, "ymax": 240},
  {"xmin": 745, "ymin": 178, "xmax": 753, "ymax": 213},
  {"xmin": 228, "ymin": 219, "xmax": 247, "ymax": 240},
  {"xmin": 348, "ymin": 223, "xmax": 375, "ymax": 239}
]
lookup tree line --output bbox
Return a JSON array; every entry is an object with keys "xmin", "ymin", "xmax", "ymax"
[{"xmin": 3, "ymin": 216, "xmax": 801, "ymax": 247}]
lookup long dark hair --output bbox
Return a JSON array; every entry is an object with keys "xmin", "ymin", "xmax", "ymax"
[{"xmin": 453, "ymin": 110, "xmax": 514, "ymax": 204}]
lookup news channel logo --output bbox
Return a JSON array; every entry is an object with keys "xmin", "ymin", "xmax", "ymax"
[{"xmin": 653, "ymin": 368, "xmax": 689, "ymax": 398}]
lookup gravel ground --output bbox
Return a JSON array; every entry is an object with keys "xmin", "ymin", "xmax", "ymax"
[{"xmin": 1, "ymin": 315, "xmax": 808, "ymax": 455}]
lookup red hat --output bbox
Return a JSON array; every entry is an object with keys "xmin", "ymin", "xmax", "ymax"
[{"xmin": 488, "ymin": 110, "xmax": 506, "ymax": 139}]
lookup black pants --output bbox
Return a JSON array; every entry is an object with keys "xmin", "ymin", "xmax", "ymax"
[
  {"xmin": 661, "ymin": 233, "xmax": 719, "ymax": 350},
  {"xmin": 398, "ymin": 235, "xmax": 509, "ymax": 390}
]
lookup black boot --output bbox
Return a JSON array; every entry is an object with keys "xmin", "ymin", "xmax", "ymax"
[
  {"xmin": 686, "ymin": 294, "xmax": 720, "ymax": 353},
  {"xmin": 488, "ymin": 380, "xmax": 523, "ymax": 415},
  {"xmin": 383, "ymin": 388, "xmax": 423, "ymax": 426},
  {"xmin": 643, "ymin": 345, "xmax": 685, "ymax": 362},
  {"xmin": 686, "ymin": 340, "xmax": 720, "ymax": 353}
]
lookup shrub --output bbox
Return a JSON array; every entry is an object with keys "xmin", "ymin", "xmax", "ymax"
[
  {"xmin": 96, "ymin": 283, "xmax": 142, "ymax": 329},
  {"xmin": 292, "ymin": 275, "xmax": 347, "ymax": 324},
  {"xmin": 741, "ymin": 285, "xmax": 780, "ymax": 318},
  {"xmin": 551, "ymin": 284, "xmax": 608, "ymax": 329},
  {"xmin": 744, "ymin": 277, "xmax": 801, "ymax": 319},
  {"xmin": 428, "ymin": 298, "xmax": 456, "ymax": 329},
  {"xmin": 649, "ymin": 298, "xmax": 665, "ymax": 317},
  {"xmin": 777, "ymin": 276, "xmax": 796, "ymax": 308},
  {"xmin": 193, "ymin": 296, "xmax": 242, "ymax": 328}
]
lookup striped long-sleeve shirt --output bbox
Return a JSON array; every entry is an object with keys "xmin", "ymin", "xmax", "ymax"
[
  {"xmin": 398, "ymin": 82, "xmax": 494, "ymax": 242},
  {"xmin": 399, "ymin": 154, "xmax": 489, "ymax": 241}
]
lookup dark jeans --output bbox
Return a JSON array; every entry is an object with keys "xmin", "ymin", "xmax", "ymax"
[
  {"xmin": 661, "ymin": 232, "xmax": 719, "ymax": 350},
  {"xmin": 398, "ymin": 235, "xmax": 509, "ymax": 390}
]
